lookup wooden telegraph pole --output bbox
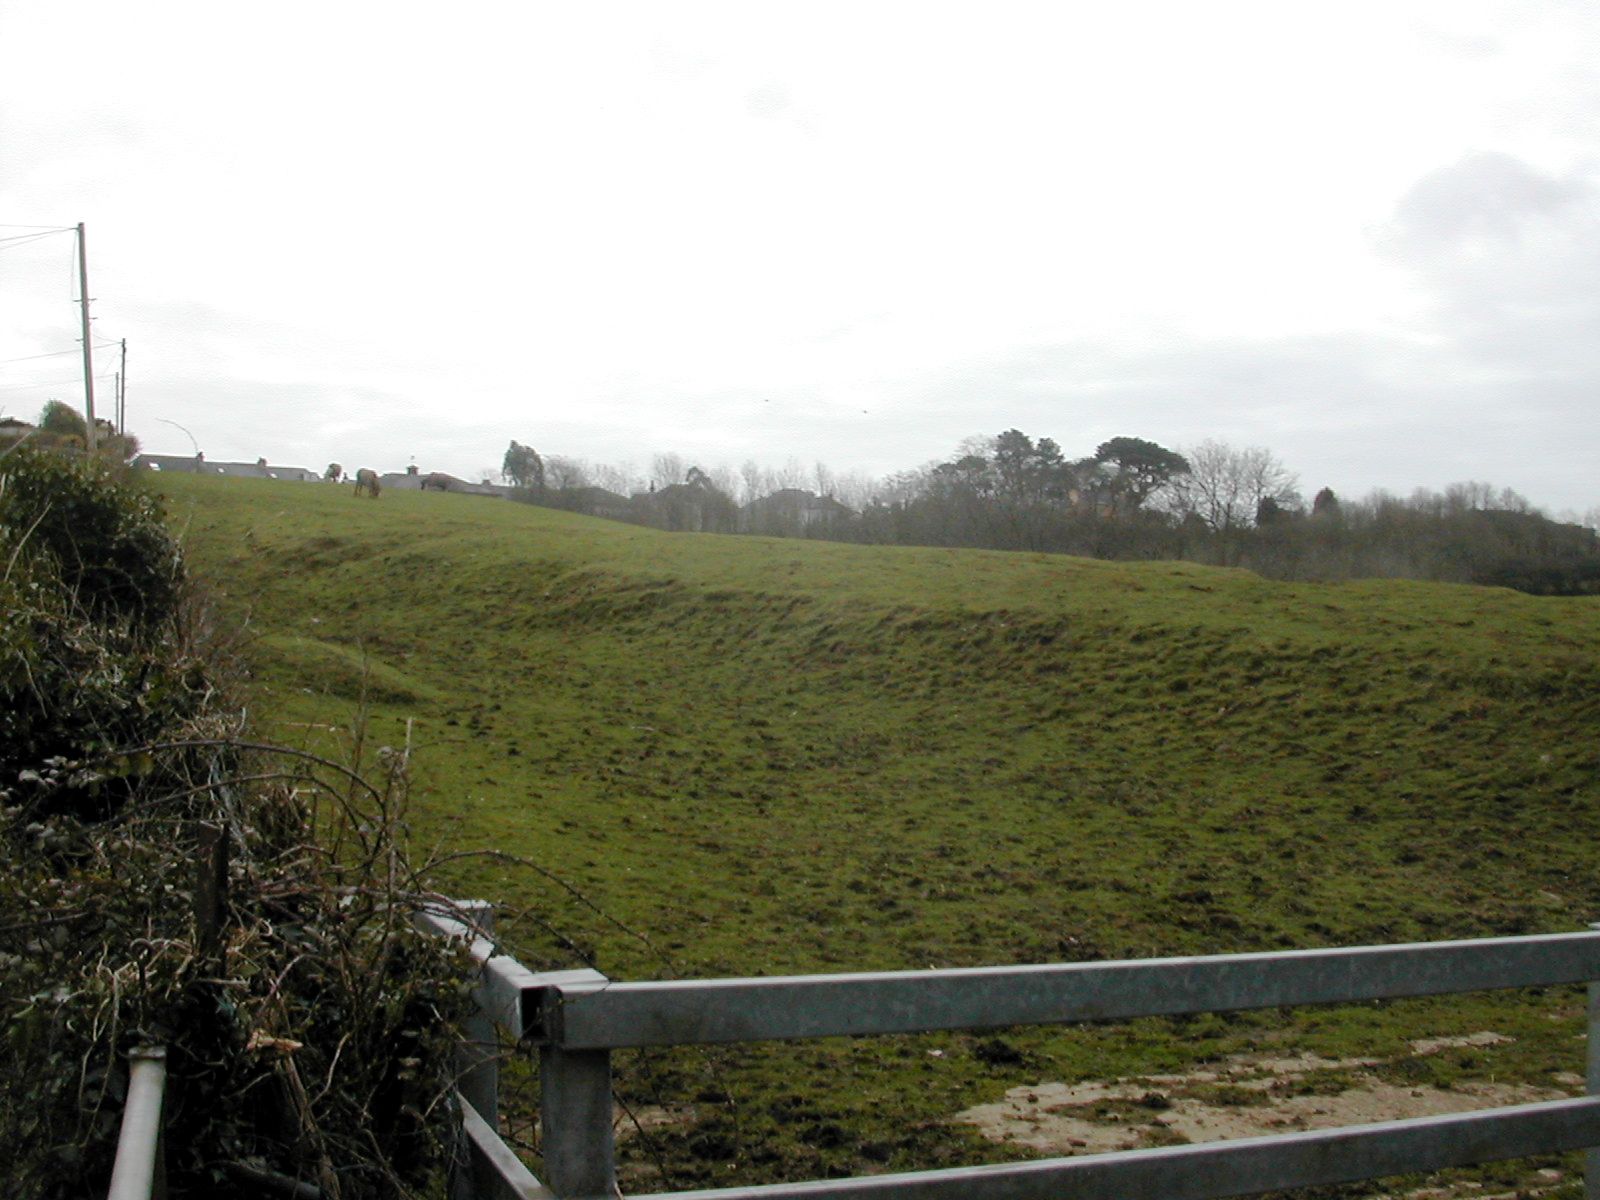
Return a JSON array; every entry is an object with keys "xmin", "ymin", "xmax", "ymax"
[
  {"xmin": 77, "ymin": 222, "xmax": 97, "ymax": 454},
  {"xmin": 118, "ymin": 338, "xmax": 127, "ymax": 435}
]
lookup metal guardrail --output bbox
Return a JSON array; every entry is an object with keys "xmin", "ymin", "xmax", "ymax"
[
  {"xmin": 535, "ymin": 933, "xmax": 1600, "ymax": 1048},
  {"xmin": 459, "ymin": 1090, "xmax": 554, "ymax": 1200},
  {"xmin": 421, "ymin": 908, "xmax": 1600, "ymax": 1200},
  {"xmin": 632, "ymin": 1099, "xmax": 1600, "ymax": 1200}
]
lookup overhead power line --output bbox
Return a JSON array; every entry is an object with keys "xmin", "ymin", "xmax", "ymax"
[
  {"xmin": 0, "ymin": 230, "xmax": 73, "ymax": 250},
  {"xmin": 0, "ymin": 342, "xmax": 122, "ymax": 367},
  {"xmin": 0, "ymin": 372, "xmax": 117, "ymax": 393},
  {"xmin": 0, "ymin": 349, "xmax": 81, "ymax": 365}
]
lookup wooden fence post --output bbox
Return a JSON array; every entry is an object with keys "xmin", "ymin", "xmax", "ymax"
[{"xmin": 194, "ymin": 822, "xmax": 228, "ymax": 964}]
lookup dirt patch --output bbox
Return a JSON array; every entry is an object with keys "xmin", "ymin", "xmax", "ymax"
[
  {"xmin": 953, "ymin": 1036, "xmax": 1569, "ymax": 1157},
  {"xmin": 615, "ymin": 1103, "xmax": 699, "ymax": 1142},
  {"xmin": 1409, "ymin": 1031, "xmax": 1512, "ymax": 1056}
]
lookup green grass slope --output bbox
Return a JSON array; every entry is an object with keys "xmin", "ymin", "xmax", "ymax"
[{"xmin": 158, "ymin": 474, "xmax": 1600, "ymax": 1192}]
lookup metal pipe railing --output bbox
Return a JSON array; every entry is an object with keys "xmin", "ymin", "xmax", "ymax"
[{"xmin": 106, "ymin": 1045, "xmax": 167, "ymax": 1200}]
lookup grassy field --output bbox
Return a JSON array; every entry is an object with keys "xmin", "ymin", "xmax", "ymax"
[{"xmin": 157, "ymin": 474, "xmax": 1600, "ymax": 1194}]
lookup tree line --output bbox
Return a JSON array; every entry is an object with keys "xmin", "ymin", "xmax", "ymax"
[
  {"xmin": 502, "ymin": 430, "xmax": 1600, "ymax": 596},
  {"xmin": 0, "ymin": 399, "xmax": 140, "ymax": 461}
]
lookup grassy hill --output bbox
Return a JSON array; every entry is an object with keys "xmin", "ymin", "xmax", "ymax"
[{"xmin": 157, "ymin": 474, "xmax": 1600, "ymax": 1193}]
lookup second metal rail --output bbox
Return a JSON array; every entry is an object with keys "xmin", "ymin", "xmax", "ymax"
[{"xmin": 423, "ymin": 910, "xmax": 1600, "ymax": 1200}]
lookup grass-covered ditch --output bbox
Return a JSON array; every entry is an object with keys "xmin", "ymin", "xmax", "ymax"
[{"xmin": 157, "ymin": 472, "xmax": 1600, "ymax": 1196}]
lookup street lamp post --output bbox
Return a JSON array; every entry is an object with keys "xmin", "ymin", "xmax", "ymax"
[{"xmin": 155, "ymin": 418, "xmax": 201, "ymax": 468}]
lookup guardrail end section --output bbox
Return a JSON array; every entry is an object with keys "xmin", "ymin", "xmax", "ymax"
[
  {"xmin": 415, "ymin": 898, "xmax": 497, "ymax": 949},
  {"xmin": 523, "ymin": 969, "xmax": 610, "ymax": 1044}
]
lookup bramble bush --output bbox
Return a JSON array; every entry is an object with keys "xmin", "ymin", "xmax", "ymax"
[{"xmin": 1, "ymin": 449, "xmax": 475, "ymax": 1198}]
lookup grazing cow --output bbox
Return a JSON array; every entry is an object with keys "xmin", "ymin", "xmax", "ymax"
[
  {"xmin": 420, "ymin": 472, "xmax": 452, "ymax": 492},
  {"xmin": 352, "ymin": 468, "xmax": 381, "ymax": 498}
]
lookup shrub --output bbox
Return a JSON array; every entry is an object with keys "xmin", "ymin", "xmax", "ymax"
[
  {"xmin": 0, "ymin": 445, "xmax": 182, "ymax": 630},
  {"xmin": 0, "ymin": 449, "xmax": 475, "ymax": 1197},
  {"xmin": 0, "ymin": 448, "xmax": 200, "ymax": 821}
]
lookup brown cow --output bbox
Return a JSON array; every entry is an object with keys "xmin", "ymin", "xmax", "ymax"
[
  {"xmin": 420, "ymin": 472, "xmax": 452, "ymax": 492},
  {"xmin": 352, "ymin": 468, "xmax": 381, "ymax": 498}
]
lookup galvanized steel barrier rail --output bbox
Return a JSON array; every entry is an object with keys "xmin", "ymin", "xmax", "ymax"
[{"xmin": 420, "ymin": 911, "xmax": 1600, "ymax": 1200}]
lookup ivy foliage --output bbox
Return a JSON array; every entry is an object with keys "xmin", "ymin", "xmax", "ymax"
[
  {"xmin": 0, "ymin": 445, "xmax": 181, "ymax": 628},
  {"xmin": 1, "ymin": 449, "xmax": 475, "ymax": 1198}
]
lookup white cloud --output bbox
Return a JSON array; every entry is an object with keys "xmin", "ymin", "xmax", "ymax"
[{"xmin": 2, "ymin": 1, "xmax": 1598, "ymax": 512}]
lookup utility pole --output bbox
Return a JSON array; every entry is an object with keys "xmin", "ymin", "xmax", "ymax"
[
  {"xmin": 118, "ymin": 338, "xmax": 127, "ymax": 435},
  {"xmin": 77, "ymin": 222, "xmax": 97, "ymax": 454}
]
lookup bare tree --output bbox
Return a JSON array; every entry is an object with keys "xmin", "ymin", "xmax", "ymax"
[
  {"xmin": 593, "ymin": 461, "xmax": 641, "ymax": 496},
  {"xmin": 874, "ymin": 466, "xmax": 934, "ymax": 507},
  {"xmin": 1166, "ymin": 441, "xmax": 1299, "ymax": 536},
  {"xmin": 773, "ymin": 457, "xmax": 810, "ymax": 491},
  {"xmin": 709, "ymin": 464, "xmax": 741, "ymax": 500},
  {"xmin": 544, "ymin": 455, "xmax": 590, "ymax": 490},
  {"xmin": 954, "ymin": 432, "xmax": 997, "ymax": 460},
  {"xmin": 739, "ymin": 459, "xmax": 768, "ymax": 505},
  {"xmin": 812, "ymin": 460, "xmax": 836, "ymax": 498},
  {"xmin": 650, "ymin": 452, "xmax": 686, "ymax": 490},
  {"xmin": 830, "ymin": 470, "xmax": 877, "ymax": 511}
]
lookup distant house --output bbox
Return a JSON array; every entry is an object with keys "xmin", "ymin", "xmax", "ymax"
[
  {"xmin": 131, "ymin": 454, "xmax": 322, "ymax": 482},
  {"xmin": 742, "ymin": 488, "xmax": 854, "ymax": 535},
  {"xmin": 383, "ymin": 470, "xmax": 510, "ymax": 498},
  {"xmin": 131, "ymin": 453, "xmax": 200, "ymax": 473},
  {"xmin": 554, "ymin": 486, "xmax": 633, "ymax": 520},
  {"xmin": 631, "ymin": 482, "xmax": 740, "ymax": 533},
  {"xmin": 0, "ymin": 417, "xmax": 37, "ymax": 447}
]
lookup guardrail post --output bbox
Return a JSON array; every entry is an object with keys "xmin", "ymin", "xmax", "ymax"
[
  {"xmin": 1589, "ymin": 923, "xmax": 1600, "ymax": 1200},
  {"xmin": 454, "ymin": 900, "xmax": 500, "ymax": 1129},
  {"xmin": 540, "ymin": 1044, "xmax": 615, "ymax": 1200}
]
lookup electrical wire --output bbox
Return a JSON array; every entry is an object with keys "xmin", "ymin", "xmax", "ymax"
[
  {"xmin": 0, "ymin": 372, "xmax": 117, "ymax": 393},
  {"xmin": 0, "ymin": 232, "xmax": 73, "ymax": 253},
  {"xmin": 0, "ymin": 349, "xmax": 80, "ymax": 365},
  {"xmin": 0, "ymin": 342, "xmax": 121, "ymax": 366}
]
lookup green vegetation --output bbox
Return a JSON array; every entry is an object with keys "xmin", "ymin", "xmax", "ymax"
[
  {"xmin": 157, "ymin": 473, "xmax": 1600, "ymax": 1194},
  {"xmin": 505, "ymin": 429, "xmax": 1600, "ymax": 595},
  {"xmin": 1, "ymin": 451, "xmax": 470, "ymax": 1198}
]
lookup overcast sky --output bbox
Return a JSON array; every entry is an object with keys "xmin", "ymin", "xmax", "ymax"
[{"xmin": 2, "ymin": 1, "xmax": 1597, "ymax": 512}]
